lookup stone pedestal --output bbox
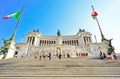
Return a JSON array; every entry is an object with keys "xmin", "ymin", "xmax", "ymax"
[
  {"xmin": 5, "ymin": 40, "xmax": 16, "ymax": 59},
  {"xmin": 56, "ymin": 37, "xmax": 62, "ymax": 55},
  {"xmin": 56, "ymin": 37, "xmax": 62, "ymax": 45}
]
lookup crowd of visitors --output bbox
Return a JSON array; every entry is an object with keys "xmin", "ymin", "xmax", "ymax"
[
  {"xmin": 99, "ymin": 51, "xmax": 118, "ymax": 62},
  {"xmin": 34, "ymin": 52, "xmax": 88, "ymax": 60}
]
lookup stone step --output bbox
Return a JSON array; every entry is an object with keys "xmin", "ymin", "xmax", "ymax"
[
  {"xmin": 0, "ymin": 67, "xmax": 120, "ymax": 75},
  {"xmin": 0, "ymin": 75, "xmax": 120, "ymax": 79}
]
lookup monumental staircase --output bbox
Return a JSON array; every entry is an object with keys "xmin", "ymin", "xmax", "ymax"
[{"xmin": 0, "ymin": 57, "xmax": 120, "ymax": 79}]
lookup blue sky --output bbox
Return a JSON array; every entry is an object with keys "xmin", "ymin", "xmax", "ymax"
[{"xmin": 0, "ymin": 0, "xmax": 120, "ymax": 53}]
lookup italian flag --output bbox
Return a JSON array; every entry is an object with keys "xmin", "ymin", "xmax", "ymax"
[
  {"xmin": 91, "ymin": 11, "xmax": 98, "ymax": 19},
  {"xmin": 3, "ymin": 11, "xmax": 21, "ymax": 20}
]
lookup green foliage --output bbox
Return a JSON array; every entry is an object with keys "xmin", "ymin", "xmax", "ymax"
[
  {"xmin": 0, "ymin": 46, "xmax": 8, "ymax": 59},
  {"xmin": 0, "ymin": 46, "xmax": 8, "ymax": 55}
]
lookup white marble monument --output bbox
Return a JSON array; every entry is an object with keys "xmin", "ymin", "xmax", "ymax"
[{"xmin": 15, "ymin": 29, "xmax": 108, "ymax": 58}]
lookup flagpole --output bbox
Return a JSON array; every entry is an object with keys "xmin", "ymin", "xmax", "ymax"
[
  {"xmin": 10, "ymin": 6, "xmax": 25, "ymax": 41},
  {"xmin": 91, "ymin": 6, "xmax": 105, "ymax": 42}
]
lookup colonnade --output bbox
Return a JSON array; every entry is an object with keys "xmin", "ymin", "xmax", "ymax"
[
  {"xmin": 27, "ymin": 36, "xmax": 91, "ymax": 46},
  {"xmin": 62, "ymin": 40, "xmax": 79, "ymax": 46},
  {"xmin": 27, "ymin": 37, "xmax": 35, "ymax": 45},
  {"xmin": 39, "ymin": 40, "xmax": 79, "ymax": 46},
  {"xmin": 83, "ymin": 36, "xmax": 91, "ymax": 44},
  {"xmin": 40, "ymin": 40, "xmax": 56, "ymax": 46}
]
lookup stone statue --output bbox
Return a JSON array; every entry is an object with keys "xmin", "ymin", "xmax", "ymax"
[
  {"xmin": 105, "ymin": 38, "xmax": 115, "ymax": 54},
  {"xmin": 79, "ymin": 29, "xmax": 82, "ymax": 32},
  {"xmin": 79, "ymin": 29, "xmax": 85, "ymax": 32},
  {"xmin": 36, "ymin": 29, "xmax": 39, "ymax": 32},
  {"xmin": 108, "ymin": 39, "xmax": 112, "ymax": 46},
  {"xmin": 57, "ymin": 30, "xmax": 61, "ymax": 37}
]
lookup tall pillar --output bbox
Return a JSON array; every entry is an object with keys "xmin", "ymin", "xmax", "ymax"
[
  {"xmin": 83, "ymin": 37, "xmax": 86, "ymax": 44},
  {"xmin": 45, "ymin": 40, "xmax": 46, "ymax": 45},
  {"xmin": 47, "ymin": 41, "xmax": 48, "ymax": 45},
  {"xmin": 41, "ymin": 40, "xmax": 43, "ymax": 46},
  {"xmin": 43, "ymin": 40, "xmax": 44, "ymax": 46},
  {"xmin": 42, "ymin": 40, "xmax": 43, "ymax": 46},
  {"xmin": 39, "ymin": 40, "xmax": 41, "ymax": 46},
  {"xmin": 32, "ymin": 37, "xmax": 35, "ymax": 45},
  {"xmin": 74, "ymin": 40, "xmax": 75, "ymax": 46},
  {"xmin": 77, "ymin": 40, "xmax": 79, "ymax": 46},
  {"xmin": 31, "ymin": 37, "xmax": 34, "ymax": 45},
  {"xmin": 75, "ymin": 40, "xmax": 77, "ymax": 46},
  {"xmin": 70, "ymin": 40, "xmax": 71, "ymax": 45}
]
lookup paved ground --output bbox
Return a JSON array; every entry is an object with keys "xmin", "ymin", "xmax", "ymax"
[{"xmin": 0, "ymin": 57, "xmax": 120, "ymax": 79}]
